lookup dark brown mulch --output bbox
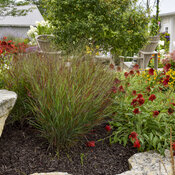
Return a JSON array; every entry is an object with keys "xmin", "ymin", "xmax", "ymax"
[{"xmin": 0, "ymin": 122, "xmax": 137, "ymax": 175}]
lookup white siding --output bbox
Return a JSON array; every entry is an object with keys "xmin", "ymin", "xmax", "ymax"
[
  {"xmin": 169, "ymin": 16, "xmax": 175, "ymax": 52},
  {"xmin": 160, "ymin": 17, "xmax": 170, "ymax": 33},
  {"xmin": 0, "ymin": 26, "xmax": 30, "ymax": 39},
  {"xmin": 160, "ymin": 16, "xmax": 175, "ymax": 52}
]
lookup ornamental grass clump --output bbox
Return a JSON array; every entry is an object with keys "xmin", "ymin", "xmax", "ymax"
[
  {"xmin": 0, "ymin": 37, "xmax": 30, "ymax": 123},
  {"xmin": 110, "ymin": 68, "xmax": 175, "ymax": 155},
  {"xmin": 5, "ymin": 52, "xmax": 115, "ymax": 149}
]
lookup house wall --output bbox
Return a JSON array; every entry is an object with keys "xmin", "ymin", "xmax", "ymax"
[
  {"xmin": 0, "ymin": 26, "xmax": 30, "ymax": 39},
  {"xmin": 160, "ymin": 16, "xmax": 175, "ymax": 52},
  {"xmin": 160, "ymin": 17, "xmax": 170, "ymax": 33}
]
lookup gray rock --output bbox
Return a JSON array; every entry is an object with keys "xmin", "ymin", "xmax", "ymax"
[
  {"xmin": 116, "ymin": 150, "xmax": 175, "ymax": 175},
  {"xmin": 30, "ymin": 172, "xmax": 71, "ymax": 175},
  {"xmin": 0, "ymin": 89, "xmax": 17, "ymax": 137}
]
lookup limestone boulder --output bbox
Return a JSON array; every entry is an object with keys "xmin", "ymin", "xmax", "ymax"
[
  {"xmin": 30, "ymin": 172, "xmax": 71, "ymax": 175},
  {"xmin": 0, "ymin": 89, "xmax": 17, "ymax": 137},
  {"xmin": 116, "ymin": 149, "xmax": 175, "ymax": 175}
]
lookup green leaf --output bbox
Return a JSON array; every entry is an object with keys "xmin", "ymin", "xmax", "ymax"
[
  {"xmin": 153, "ymin": 136, "xmax": 158, "ymax": 148},
  {"xmin": 149, "ymin": 133, "xmax": 153, "ymax": 141}
]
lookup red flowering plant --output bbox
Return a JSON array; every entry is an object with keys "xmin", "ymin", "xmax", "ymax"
[
  {"xmin": 109, "ymin": 68, "xmax": 175, "ymax": 154},
  {"xmin": 160, "ymin": 51, "xmax": 175, "ymax": 88},
  {"xmin": 0, "ymin": 36, "xmax": 28, "ymax": 72},
  {"xmin": 0, "ymin": 36, "xmax": 28, "ymax": 56},
  {"xmin": 162, "ymin": 51, "xmax": 175, "ymax": 71}
]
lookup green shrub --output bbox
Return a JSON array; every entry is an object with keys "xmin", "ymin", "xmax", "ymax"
[
  {"xmin": 44, "ymin": 0, "xmax": 149, "ymax": 55},
  {"xmin": 110, "ymin": 69, "xmax": 175, "ymax": 155},
  {"xmin": 160, "ymin": 32, "xmax": 170, "ymax": 53},
  {"xmin": 4, "ymin": 35, "xmax": 29, "ymax": 45},
  {"xmin": 4, "ymin": 52, "xmax": 115, "ymax": 149}
]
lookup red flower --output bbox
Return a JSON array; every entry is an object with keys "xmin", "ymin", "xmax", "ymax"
[
  {"xmin": 133, "ymin": 108, "xmax": 140, "ymax": 114},
  {"xmin": 133, "ymin": 138, "xmax": 141, "ymax": 148},
  {"xmin": 114, "ymin": 78, "xmax": 120, "ymax": 84},
  {"xmin": 171, "ymin": 103, "xmax": 175, "ymax": 106},
  {"xmin": 124, "ymin": 72, "xmax": 129, "ymax": 78},
  {"xmin": 166, "ymin": 75, "xmax": 170, "ymax": 79},
  {"xmin": 131, "ymin": 98, "xmax": 138, "ymax": 107},
  {"xmin": 129, "ymin": 70, "xmax": 134, "ymax": 75},
  {"xmin": 136, "ymin": 70, "xmax": 140, "ymax": 75},
  {"xmin": 148, "ymin": 68, "xmax": 154, "ymax": 75},
  {"xmin": 137, "ymin": 94, "xmax": 143, "ymax": 99},
  {"xmin": 153, "ymin": 111, "xmax": 159, "ymax": 117},
  {"xmin": 129, "ymin": 131, "xmax": 138, "ymax": 140},
  {"xmin": 133, "ymin": 64, "xmax": 139, "ymax": 70},
  {"xmin": 132, "ymin": 90, "xmax": 137, "ymax": 96},
  {"xmin": 159, "ymin": 87, "xmax": 163, "ymax": 91},
  {"xmin": 3, "ymin": 36, "xmax": 7, "ymax": 40},
  {"xmin": 163, "ymin": 63, "xmax": 171, "ymax": 72},
  {"xmin": 109, "ymin": 64, "xmax": 115, "ymax": 69},
  {"xmin": 105, "ymin": 125, "xmax": 111, "ymax": 132},
  {"xmin": 168, "ymin": 107, "xmax": 174, "ymax": 114},
  {"xmin": 87, "ymin": 141, "xmax": 95, "ymax": 147},
  {"xmin": 138, "ymin": 97, "xmax": 145, "ymax": 106},
  {"xmin": 162, "ymin": 78, "xmax": 169, "ymax": 86},
  {"xmin": 172, "ymin": 142, "xmax": 175, "ymax": 150},
  {"xmin": 119, "ymin": 85, "xmax": 125, "ymax": 93},
  {"xmin": 111, "ymin": 86, "xmax": 117, "ymax": 93},
  {"xmin": 1, "ymin": 41, "xmax": 7, "ymax": 46},
  {"xmin": 149, "ymin": 94, "xmax": 156, "ymax": 101},
  {"xmin": 146, "ymin": 86, "xmax": 151, "ymax": 92}
]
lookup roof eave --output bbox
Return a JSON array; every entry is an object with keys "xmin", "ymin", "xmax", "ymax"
[{"xmin": 159, "ymin": 12, "xmax": 175, "ymax": 17}]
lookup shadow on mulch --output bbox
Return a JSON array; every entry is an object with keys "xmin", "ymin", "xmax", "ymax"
[{"xmin": 0, "ymin": 122, "xmax": 137, "ymax": 175}]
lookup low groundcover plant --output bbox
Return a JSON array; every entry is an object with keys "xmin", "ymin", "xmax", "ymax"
[{"xmin": 110, "ymin": 66, "xmax": 175, "ymax": 155}]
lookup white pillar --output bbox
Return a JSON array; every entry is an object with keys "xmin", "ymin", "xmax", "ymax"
[{"xmin": 170, "ymin": 16, "xmax": 174, "ymax": 52}]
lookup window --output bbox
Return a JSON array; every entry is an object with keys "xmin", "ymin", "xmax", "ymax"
[{"xmin": 165, "ymin": 27, "xmax": 168, "ymax": 33}]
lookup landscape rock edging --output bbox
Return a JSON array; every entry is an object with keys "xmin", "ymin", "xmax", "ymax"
[
  {"xmin": 30, "ymin": 172, "xmax": 71, "ymax": 175},
  {"xmin": 116, "ymin": 149, "xmax": 175, "ymax": 175},
  {"xmin": 0, "ymin": 89, "xmax": 17, "ymax": 137}
]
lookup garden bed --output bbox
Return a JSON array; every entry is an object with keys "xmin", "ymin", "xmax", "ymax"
[{"xmin": 0, "ymin": 121, "xmax": 137, "ymax": 175}]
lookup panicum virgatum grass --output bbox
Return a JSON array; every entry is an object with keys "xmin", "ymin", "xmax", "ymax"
[{"xmin": 4, "ymin": 52, "xmax": 116, "ymax": 149}]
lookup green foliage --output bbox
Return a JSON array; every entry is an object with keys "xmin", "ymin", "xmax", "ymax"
[
  {"xmin": 148, "ymin": 54, "xmax": 164, "ymax": 69},
  {"xmin": 110, "ymin": 70, "xmax": 175, "ymax": 155},
  {"xmin": 80, "ymin": 153, "xmax": 85, "ymax": 166},
  {"xmin": 4, "ymin": 36, "xmax": 29, "ymax": 45},
  {"xmin": 2, "ymin": 56, "xmax": 33, "ymax": 124},
  {"xmin": 0, "ymin": 0, "xmax": 33, "ymax": 16},
  {"xmin": 25, "ymin": 0, "xmax": 46, "ymax": 16},
  {"xmin": 160, "ymin": 32, "xmax": 170, "ymax": 53},
  {"xmin": 44, "ymin": 0, "xmax": 149, "ymax": 55},
  {"xmin": 27, "ymin": 21, "xmax": 53, "ymax": 45},
  {"xmin": 149, "ymin": 17, "xmax": 160, "ymax": 36},
  {"xmin": 4, "ymin": 52, "xmax": 115, "ymax": 149},
  {"xmin": 0, "ymin": 70, "xmax": 5, "ymax": 89}
]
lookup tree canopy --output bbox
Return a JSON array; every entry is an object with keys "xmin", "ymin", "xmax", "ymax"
[
  {"xmin": 0, "ymin": 0, "xmax": 43, "ymax": 16},
  {"xmin": 44, "ymin": 0, "xmax": 149, "ymax": 55}
]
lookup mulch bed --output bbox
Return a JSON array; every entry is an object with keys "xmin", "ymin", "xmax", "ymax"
[{"xmin": 0, "ymin": 121, "xmax": 137, "ymax": 175}]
